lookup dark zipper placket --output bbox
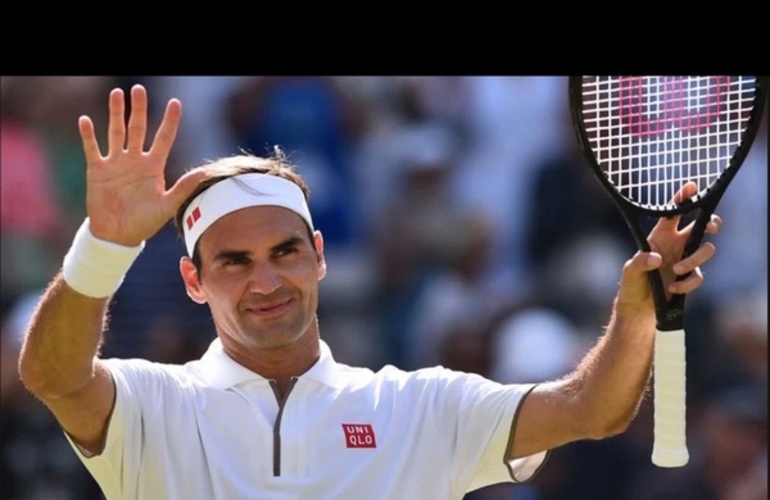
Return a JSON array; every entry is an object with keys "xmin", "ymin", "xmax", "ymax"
[{"xmin": 270, "ymin": 377, "xmax": 299, "ymax": 477}]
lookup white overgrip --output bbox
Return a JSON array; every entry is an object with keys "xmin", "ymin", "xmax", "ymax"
[{"xmin": 652, "ymin": 328, "xmax": 689, "ymax": 467}]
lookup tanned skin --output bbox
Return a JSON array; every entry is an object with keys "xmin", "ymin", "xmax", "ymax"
[{"xmin": 18, "ymin": 85, "xmax": 721, "ymax": 463}]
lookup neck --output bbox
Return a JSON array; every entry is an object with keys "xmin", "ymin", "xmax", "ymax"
[{"xmin": 220, "ymin": 328, "xmax": 321, "ymax": 394}]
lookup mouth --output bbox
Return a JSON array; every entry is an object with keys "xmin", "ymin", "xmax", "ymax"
[{"xmin": 245, "ymin": 299, "xmax": 293, "ymax": 318}]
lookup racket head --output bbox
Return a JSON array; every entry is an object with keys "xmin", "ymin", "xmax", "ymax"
[{"xmin": 569, "ymin": 76, "xmax": 767, "ymax": 218}]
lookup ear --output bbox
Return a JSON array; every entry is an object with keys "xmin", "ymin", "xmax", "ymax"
[
  {"xmin": 313, "ymin": 231, "xmax": 327, "ymax": 281},
  {"xmin": 180, "ymin": 257, "xmax": 207, "ymax": 304}
]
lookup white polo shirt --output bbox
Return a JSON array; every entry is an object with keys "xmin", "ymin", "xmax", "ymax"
[{"xmin": 66, "ymin": 338, "xmax": 549, "ymax": 499}]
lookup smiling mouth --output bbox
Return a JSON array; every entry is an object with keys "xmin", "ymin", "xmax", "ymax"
[{"xmin": 246, "ymin": 299, "xmax": 292, "ymax": 317}]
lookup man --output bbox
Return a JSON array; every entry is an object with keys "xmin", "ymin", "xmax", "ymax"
[{"xmin": 18, "ymin": 84, "xmax": 721, "ymax": 499}]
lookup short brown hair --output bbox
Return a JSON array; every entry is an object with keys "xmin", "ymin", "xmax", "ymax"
[{"xmin": 174, "ymin": 147, "xmax": 313, "ymax": 271}]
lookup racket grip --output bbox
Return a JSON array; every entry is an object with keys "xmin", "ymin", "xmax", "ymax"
[{"xmin": 652, "ymin": 328, "xmax": 689, "ymax": 467}]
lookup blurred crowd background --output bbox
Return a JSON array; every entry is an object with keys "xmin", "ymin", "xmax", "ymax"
[{"xmin": 1, "ymin": 76, "xmax": 766, "ymax": 500}]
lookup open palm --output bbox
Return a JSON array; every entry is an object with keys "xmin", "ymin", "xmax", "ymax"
[{"xmin": 79, "ymin": 85, "xmax": 206, "ymax": 246}]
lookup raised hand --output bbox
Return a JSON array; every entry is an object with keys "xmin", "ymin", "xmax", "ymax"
[
  {"xmin": 78, "ymin": 84, "xmax": 207, "ymax": 246},
  {"xmin": 617, "ymin": 182, "xmax": 721, "ymax": 310}
]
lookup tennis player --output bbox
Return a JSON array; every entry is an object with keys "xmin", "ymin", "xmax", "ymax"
[{"xmin": 18, "ymin": 84, "xmax": 721, "ymax": 499}]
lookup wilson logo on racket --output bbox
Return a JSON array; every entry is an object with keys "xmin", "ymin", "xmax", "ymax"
[
  {"xmin": 341, "ymin": 423, "xmax": 377, "ymax": 448},
  {"xmin": 619, "ymin": 76, "xmax": 729, "ymax": 137}
]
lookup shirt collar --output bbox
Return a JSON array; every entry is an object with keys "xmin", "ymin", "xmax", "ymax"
[{"xmin": 197, "ymin": 337, "xmax": 343, "ymax": 390}]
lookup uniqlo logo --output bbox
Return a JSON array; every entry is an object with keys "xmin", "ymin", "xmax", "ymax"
[
  {"xmin": 342, "ymin": 424, "xmax": 376, "ymax": 449},
  {"xmin": 186, "ymin": 206, "xmax": 201, "ymax": 229}
]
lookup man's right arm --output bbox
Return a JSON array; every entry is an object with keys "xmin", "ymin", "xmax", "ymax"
[
  {"xmin": 18, "ymin": 273, "xmax": 116, "ymax": 455},
  {"xmin": 16, "ymin": 83, "xmax": 208, "ymax": 456}
]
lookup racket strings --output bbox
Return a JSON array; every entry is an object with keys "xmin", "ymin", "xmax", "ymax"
[{"xmin": 580, "ymin": 76, "xmax": 758, "ymax": 210}]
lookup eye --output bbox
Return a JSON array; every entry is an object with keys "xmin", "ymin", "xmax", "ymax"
[
  {"xmin": 223, "ymin": 255, "xmax": 250, "ymax": 266},
  {"xmin": 274, "ymin": 247, "xmax": 298, "ymax": 258}
]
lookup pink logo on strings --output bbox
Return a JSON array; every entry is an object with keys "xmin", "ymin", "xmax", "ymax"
[{"xmin": 619, "ymin": 76, "xmax": 728, "ymax": 138}]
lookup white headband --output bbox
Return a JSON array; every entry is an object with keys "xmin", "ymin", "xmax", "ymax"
[{"xmin": 182, "ymin": 173, "xmax": 314, "ymax": 256}]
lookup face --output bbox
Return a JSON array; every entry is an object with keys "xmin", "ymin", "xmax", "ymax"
[{"xmin": 180, "ymin": 206, "xmax": 326, "ymax": 352}]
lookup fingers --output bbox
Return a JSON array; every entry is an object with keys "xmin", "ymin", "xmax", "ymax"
[
  {"xmin": 668, "ymin": 239, "xmax": 715, "ymax": 294},
  {"xmin": 616, "ymin": 251, "xmax": 662, "ymax": 306},
  {"xmin": 107, "ymin": 88, "xmax": 126, "ymax": 156},
  {"xmin": 126, "ymin": 85, "xmax": 148, "ymax": 153},
  {"xmin": 150, "ymin": 98, "xmax": 182, "ymax": 162},
  {"xmin": 705, "ymin": 214, "xmax": 722, "ymax": 235},
  {"xmin": 78, "ymin": 115, "xmax": 102, "ymax": 164},
  {"xmin": 669, "ymin": 266, "xmax": 704, "ymax": 294},
  {"xmin": 623, "ymin": 251, "xmax": 663, "ymax": 282},
  {"xmin": 94, "ymin": 84, "xmax": 174, "ymax": 157},
  {"xmin": 672, "ymin": 241, "xmax": 716, "ymax": 275},
  {"xmin": 679, "ymin": 213, "xmax": 723, "ymax": 237},
  {"xmin": 673, "ymin": 181, "xmax": 698, "ymax": 205},
  {"xmin": 164, "ymin": 168, "xmax": 208, "ymax": 214},
  {"xmin": 84, "ymin": 85, "xmax": 146, "ymax": 160},
  {"xmin": 655, "ymin": 181, "xmax": 698, "ymax": 231}
]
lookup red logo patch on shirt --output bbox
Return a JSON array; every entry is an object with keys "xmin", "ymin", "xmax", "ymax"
[
  {"xmin": 342, "ymin": 423, "xmax": 376, "ymax": 448},
  {"xmin": 186, "ymin": 206, "xmax": 201, "ymax": 229}
]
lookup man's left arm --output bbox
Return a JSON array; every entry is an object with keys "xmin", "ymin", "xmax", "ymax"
[{"xmin": 508, "ymin": 211, "xmax": 720, "ymax": 460}]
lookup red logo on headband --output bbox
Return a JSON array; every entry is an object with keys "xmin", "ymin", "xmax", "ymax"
[{"xmin": 186, "ymin": 206, "xmax": 201, "ymax": 230}]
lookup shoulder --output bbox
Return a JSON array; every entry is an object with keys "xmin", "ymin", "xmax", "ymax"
[
  {"xmin": 346, "ymin": 364, "xmax": 535, "ymax": 417},
  {"xmin": 101, "ymin": 357, "xmax": 208, "ymax": 391},
  {"xmin": 351, "ymin": 363, "xmax": 509, "ymax": 394}
]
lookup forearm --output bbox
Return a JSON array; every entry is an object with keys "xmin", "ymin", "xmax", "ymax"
[
  {"xmin": 569, "ymin": 299, "xmax": 656, "ymax": 438},
  {"xmin": 18, "ymin": 272, "xmax": 110, "ymax": 398},
  {"xmin": 511, "ymin": 216, "xmax": 721, "ymax": 458}
]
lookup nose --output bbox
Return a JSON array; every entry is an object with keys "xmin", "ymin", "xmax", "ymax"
[{"xmin": 248, "ymin": 261, "xmax": 283, "ymax": 295}]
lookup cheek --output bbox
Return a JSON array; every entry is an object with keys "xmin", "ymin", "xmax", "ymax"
[
  {"xmin": 201, "ymin": 275, "xmax": 243, "ymax": 308},
  {"xmin": 284, "ymin": 259, "xmax": 322, "ymax": 286},
  {"xmin": 290, "ymin": 267, "xmax": 321, "ymax": 308}
]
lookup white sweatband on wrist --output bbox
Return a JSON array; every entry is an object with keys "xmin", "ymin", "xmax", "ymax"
[
  {"xmin": 182, "ymin": 173, "xmax": 314, "ymax": 257},
  {"xmin": 62, "ymin": 218, "xmax": 145, "ymax": 298}
]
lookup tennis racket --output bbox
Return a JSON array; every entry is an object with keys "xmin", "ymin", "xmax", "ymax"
[{"xmin": 568, "ymin": 75, "xmax": 767, "ymax": 468}]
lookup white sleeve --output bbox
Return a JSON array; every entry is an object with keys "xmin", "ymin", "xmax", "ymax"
[
  {"xmin": 61, "ymin": 358, "xmax": 163, "ymax": 499},
  {"xmin": 430, "ymin": 369, "xmax": 550, "ymax": 492},
  {"xmin": 482, "ymin": 383, "xmax": 549, "ymax": 485}
]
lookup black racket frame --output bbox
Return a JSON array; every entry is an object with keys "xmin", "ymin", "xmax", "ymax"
[{"xmin": 568, "ymin": 75, "xmax": 767, "ymax": 331}]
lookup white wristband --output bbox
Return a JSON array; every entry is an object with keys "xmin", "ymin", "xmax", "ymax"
[{"xmin": 62, "ymin": 218, "xmax": 145, "ymax": 298}]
